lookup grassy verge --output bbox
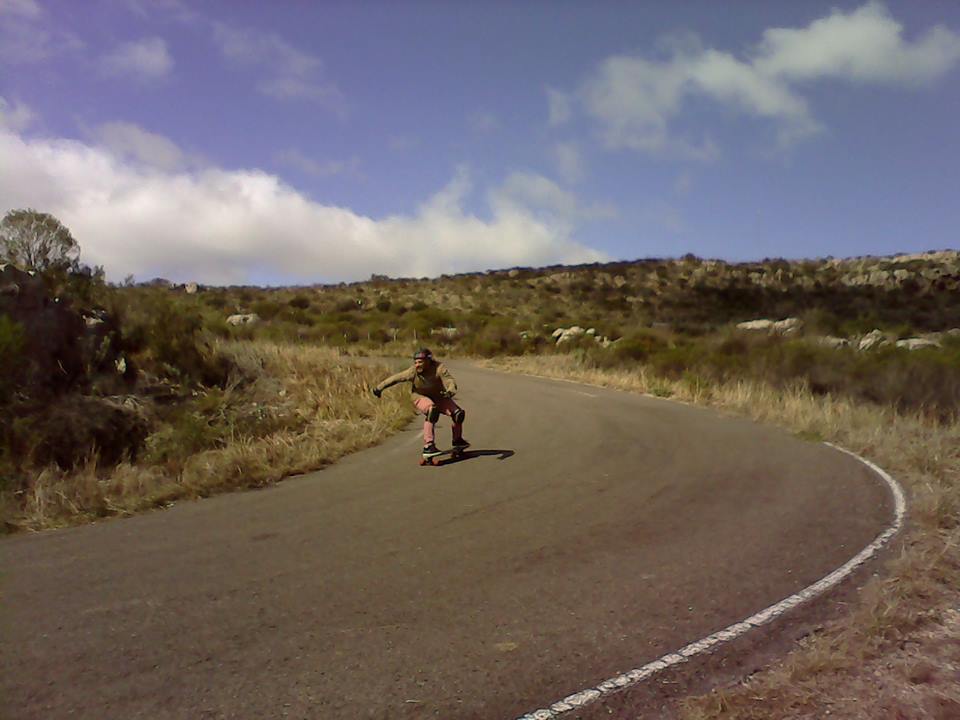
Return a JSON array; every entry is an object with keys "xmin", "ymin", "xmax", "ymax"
[
  {"xmin": 483, "ymin": 354, "xmax": 960, "ymax": 719},
  {"xmin": 4, "ymin": 342, "xmax": 410, "ymax": 532}
]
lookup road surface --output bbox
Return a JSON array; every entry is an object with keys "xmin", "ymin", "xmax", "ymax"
[{"xmin": 1, "ymin": 363, "xmax": 892, "ymax": 719}]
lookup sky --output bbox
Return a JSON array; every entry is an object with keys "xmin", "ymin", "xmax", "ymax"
[{"xmin": 1, "ymin": 0, "xmax": 958, "ymax": 285}]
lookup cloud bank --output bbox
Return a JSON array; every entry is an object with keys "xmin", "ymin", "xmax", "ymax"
[
  {"xmin": 0, "ymin": 118, "xmax": 605, "ymax": 285},
  {"xmin": 577, "ymin": 2, "xmax": 960, "ymax": 154}
]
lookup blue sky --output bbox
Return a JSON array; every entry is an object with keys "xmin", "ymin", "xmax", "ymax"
[{"xmin": 1, "ymin": 0, "xmax": 958, "ymax": 285}]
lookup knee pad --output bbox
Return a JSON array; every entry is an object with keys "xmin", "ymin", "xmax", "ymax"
[
  {"xmin": 427, "ymin": 406, "xmax": 440, "ymax": 423},
  {"xmin": 452, "ymin": 407, "xmax": 465, "ymax": 424}
]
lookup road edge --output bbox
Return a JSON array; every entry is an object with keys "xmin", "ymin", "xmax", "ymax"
[{"xmin": 513, "ymin": 436, "xmax": 905, "ymax": 719}]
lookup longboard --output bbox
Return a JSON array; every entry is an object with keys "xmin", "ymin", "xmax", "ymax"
[{"xmin": 418, "ymin": 447, "xmax": 465, "ymax": 466}]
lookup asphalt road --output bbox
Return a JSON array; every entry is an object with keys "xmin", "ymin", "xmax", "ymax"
[{"xmin": 1, "ymin": 363, "xmax": 892, "ymax": 719}]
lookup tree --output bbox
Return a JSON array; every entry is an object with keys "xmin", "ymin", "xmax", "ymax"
[{"xmin": 0, "ymin": 209, "xmax": 80, "ymax": 274}]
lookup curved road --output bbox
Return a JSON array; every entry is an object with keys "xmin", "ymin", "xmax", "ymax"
[{"xmin": 1, "ymin": 363, "xmax": 892, "ymax": 719}]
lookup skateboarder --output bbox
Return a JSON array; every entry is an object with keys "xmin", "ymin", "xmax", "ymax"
[{"xmin": 372, "ymin": 348, "xmax": 469, "ymax": 460}]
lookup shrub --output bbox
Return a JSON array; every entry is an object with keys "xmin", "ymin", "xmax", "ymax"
[
  {"xmin": 612, "ymin": 330, "xmax": 669, "ymax": 363},
  {"xmin": 121, "ymin": 291, "xmax": 232, "ymax": 387},
  {"xmin": 0, "ymin": 315, "xmax": 25, "ymax": 402}
]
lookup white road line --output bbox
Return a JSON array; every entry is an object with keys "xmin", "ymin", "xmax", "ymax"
[{"xmin": 515, "ymin": 441, "xmax": 905, "ymax": 720}]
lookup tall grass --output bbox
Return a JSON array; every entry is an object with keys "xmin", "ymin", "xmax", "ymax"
[{"xmin": 3, "ymin": 343, "xmax": 410, "ymax": 531}]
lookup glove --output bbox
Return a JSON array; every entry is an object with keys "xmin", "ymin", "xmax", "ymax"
[{"xmin": 372, "ymin": 388, "xmax": 382, "ymax": 398}]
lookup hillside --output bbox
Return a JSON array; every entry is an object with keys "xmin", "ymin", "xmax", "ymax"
[{"xmin": 184, "ymin": 250, "xmax": 960, "ymax": 351}]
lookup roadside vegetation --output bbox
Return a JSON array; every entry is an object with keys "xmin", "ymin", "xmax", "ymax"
[{"xmin": 2, "ymin": 208, "xmax": 959, "ymax": 715}]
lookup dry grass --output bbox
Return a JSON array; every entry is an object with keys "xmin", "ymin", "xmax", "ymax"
[
  {"xmin": 5, "ymin": 342, "xmax": 410, "ymax": 531},
  {"xmin": 484, "ymin": 354, "xmax": 960, "ymax": 719}
]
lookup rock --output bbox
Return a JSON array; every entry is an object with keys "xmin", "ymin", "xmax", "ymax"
[
  {"xmin": 858, "ymin": 329, "xmax": 890, "ymax": 351},
  {"xmin": 507, "ymin": 269, "xmax": 520, "ymax": 278},
  {"xmin": 586, "ymin": 328, "xmax": 596, "ymax": 336},
  {"xmin": 226, "ymin": 313, "xmax": 259, "ymax": 326},
  {"xmin": 185, "ymin": 282, "xmax": 199, "ymax": 294},
  {"xmin": 554, "ymin": 326, "xmax": 586, "ymax": 344},
  {"xmin": 895, "ymin": 338, "xmax": 941, "ymax": 351},
  {"xmin": 551, "ymin": 328, "xmax": 565, "ymax": 338},
  {"xmin": 817, "ymin": 336, "xmax": 850, "ymax": 349},
  {"xmin": 772, "ymin": 318, "xmax": 803, "ymax": 335},
  {"xmin": 737, "ymin": 319, "xmax": 774, "ymax": 331}
]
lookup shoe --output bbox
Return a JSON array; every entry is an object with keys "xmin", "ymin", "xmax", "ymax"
[
  {"xmin": 422, "ymin": 443, "xmax": 442, "ymax": 457},
  {"xmin": 452, "ymin": 438, "xmax": 470, "ymax": 449}
]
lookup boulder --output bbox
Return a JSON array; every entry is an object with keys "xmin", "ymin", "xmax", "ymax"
[
  {"xmin": 736, "ymin": 319, "xmax": 774, "ymax": 331},
  {"xmin": 226, "ymin": 313, "xmax": 260, "ymax": 326},
  {"xmin": 185, "ymin": 282, "xmax": 199, "ymax": 295},
  {"xmin": 817, "ymin": 336, "xmax": 850, "ymax": 349},
  {"xmin": 772, "ymin": 318, "xmax": 803, "ymax": 335},
  {"xmin": 556, "ymin": 326, "xmax": 586, "ymax": 344},
  {"xmin": 895, "ymin": 338, "xmax": 941, "ymax": 351},
  {"xmin": 858, "ymin": 329, "xmax": 889, "ymax": 351}
]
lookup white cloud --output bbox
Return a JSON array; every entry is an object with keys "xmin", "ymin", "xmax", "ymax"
[
  {"xmin": 92, "ymin": 122, "xmax": 187, "ymax": 171},
  {"xmin": 491, "ymin": 172, "xmax": 616, "ymax": 228},
  {"xmin": 0, "ymin": 97, "xmax": 35, "ymax": 132},
  {"xmin": 101, "ymin": 37, "xmax": 172, "ymax": 81},
  {"xmin": 756, "ymin": 2, "xmax": 960, "ymax": 84},
  {"xmin": 0, "ymin": 127, "xmax": 606, "ymax": 284},
  {"xmin": 0, "ymin": 0, "xmax": 83, "ymax": 64},
  {"xmin": 546, "ymin": 87, "xmax": 572, "ymax": 126},
  {"xmin": 275, "ymin": 149, "xmax": 360, "ymax": 178},
  {"xmin": 551, "ymin": 142, "xmax": 582, "ymax": 184},
  {"xmin": 213, "ymin": 23, "xmax": 344, "ymax": 110},
  {"xmin": 579, "ymin": 2, "xmax": 960, "ymax": 154}
]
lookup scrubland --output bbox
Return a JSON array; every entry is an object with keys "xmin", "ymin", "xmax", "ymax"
[{"xmin": 3, "ymin": 248, "xmax": 959, "ymax": 717}]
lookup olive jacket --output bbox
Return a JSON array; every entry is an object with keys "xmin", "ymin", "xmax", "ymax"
[{"xmin": 375, "ymin": 362, "xmax": 458, "ymax": 402}]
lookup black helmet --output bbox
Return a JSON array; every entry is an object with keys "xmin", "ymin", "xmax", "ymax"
[{"xmin": 413, "ymin": 348, "xmax": 433, "ymax": 361}]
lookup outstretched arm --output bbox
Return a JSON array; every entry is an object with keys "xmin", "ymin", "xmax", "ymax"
[{"xmin": 374, "ymin": 366, "xmax": 416, "ymax": 395}]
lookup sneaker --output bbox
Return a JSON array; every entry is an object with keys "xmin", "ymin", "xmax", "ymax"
[
  {"xmin": 422, "ymin": 443, "xmax": 442, "ymax": 457},
  {"xmin": 452, "ymin": 438, "xmax": 470, "ymax": 449}
]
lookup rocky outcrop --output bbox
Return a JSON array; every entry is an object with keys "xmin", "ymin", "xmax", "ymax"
[
  {"xmin": 858, "ymin": 330, "xmax": 890, "ymax": 351},
  {"xmin": 895, "ymin": 338, "xmax": 941, "ymax": 351},
  {"xmin": 735, "ymin": 318, "xmax": 803, "ymax": 335},
  {"xmin": 552, "ymin": 326, "xmax": 615, "ymax": 347}
]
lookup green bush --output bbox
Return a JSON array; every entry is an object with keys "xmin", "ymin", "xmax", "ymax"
[
  {"xmin": 0, "ymin": 315, "xmax": 24, "ymax": 402},
  {"xmin": 121, "ymin": 291, "xmax": 232, "ymax": 387}
]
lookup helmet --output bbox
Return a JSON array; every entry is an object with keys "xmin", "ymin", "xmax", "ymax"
[{"xmin": 413, "ymin": 348, "xmax": 433, "ymax": 361}]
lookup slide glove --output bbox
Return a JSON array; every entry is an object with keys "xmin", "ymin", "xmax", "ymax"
[{"xmin": 372, "ymin": 388, "xmax": 382, "ymax": 399}]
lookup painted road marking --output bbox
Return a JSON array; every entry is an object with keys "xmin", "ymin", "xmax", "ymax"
[{"xmin": 515, "ymin": 441, "xmax": 905, "ymax": 720}]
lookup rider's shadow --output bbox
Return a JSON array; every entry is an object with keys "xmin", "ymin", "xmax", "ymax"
[{"xmin": 461, "ymin": 449, "xmax": 515, "ymax": 461}]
